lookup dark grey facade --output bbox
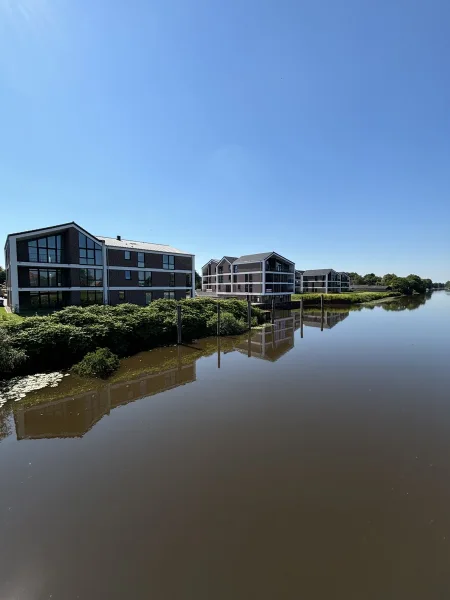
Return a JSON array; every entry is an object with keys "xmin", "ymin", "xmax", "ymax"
[
  {"xmin": 298, "ymin": 269, "xmax": 350, "ymax": 293},
  {"xmin": 4, "ymin": 222, "xmax": 195, "ymax": 313},
  {"xmin": 201, "ymin": 252, "xmax": 295, "ymax": 303}
]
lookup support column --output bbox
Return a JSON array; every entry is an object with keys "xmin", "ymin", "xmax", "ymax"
[
  {"xmin": 102, "ymin": 242, "xmax": 108, "ymax": 305},
  {"xmin": 191, "ymin": 256, "xmax": 196, "ymax": 298},
  {"xmin": 9, "ymin": 236, "xmax": 19, "ymax": 312}
]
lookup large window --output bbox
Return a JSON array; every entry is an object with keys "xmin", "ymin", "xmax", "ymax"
[
  {"xmin": 125, "ymin": 270, "xmax": 131, "ymax": 280},
  {"xmin": 138, "ymin": 271, "xmax": 152, "ymax": 287},
  {"xmin": 169, "ymin": 273, "xmax": 175, "ymax": 287},
  {"xmin": 164, "ymin": 291, "xmax": 175, "ymax": 299},
  {"xmin": 145, "ymin": 292, "xmax": 152, "ymax": 305},
  {"xmin": 138, "ymin": 252, "xmax": 145, "ymax": 268},
  {"xmin": 125, "ymin": 251, "xmax": 131, "ymax": 260},
  {"xmin": 163, "ymin": 255, "xmax": 175, "ymax": 270},
  {"xmin": 80, "ymin": 291, "xmax": 103, "ymax": 305},
  {"xmin": 28, "ymin": 235, "xmax": 63, "ymax": 264},
  {"xmin": 30, "ymin": 291, "xmax": 63, "ymax": 309},
  {"xmin": 29, "ymin": 268, "xmax": 62, "ymax": 288},
  {"xmin": 79, "ymin": 233, "xmax": 102, "ymax": 265},
  {"xmin": 79, "ymin": 269, "xmax": 103, "ymax": 287}
]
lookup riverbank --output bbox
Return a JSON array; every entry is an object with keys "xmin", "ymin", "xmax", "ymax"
[
  {"xmin": 291, "ymin": 292, "xmax": 401, "ymax": 305},
  {"xmin": 0, "ymin": 298, "xmax": 264, "ymax": 379}
]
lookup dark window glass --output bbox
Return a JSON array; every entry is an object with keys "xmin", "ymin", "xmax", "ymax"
[
  {"xmin": 29, "ymin": 247, "xmax": 38, "ymax": 262},
  {"xmin": 79, "ymin": 234, "xmax": 102, "ymax": 265},
  {"xmin": 47, "ymin": 236, "xmax": 56, "ymax": 248},
  {"xmin": 29, "ymin": 270, "xmax": 39, "ymax": 287},
  {"xmin": 39, "ymin": 248, "xmax": 48, "ymax": 263},
  {"xmin": 138, "ymin": 271, "xmax": 145, "ymax": 287},
  {"xmin": 125, "ymin": 251, "xmax": 131, "ymax": 260},
  {"xmin": 164, "ymin": 291, "xmax": 175, "ymax": 299},
  {"xmin": 119, "ymin": 291, "xmax": 126, "ymax": 301},
  {"xmin": 169, "ymin": 273, "xmax": 175, "ymax": 287},
  {"xmin": 145, "ymin": 272, "xmax": 152, "ymax": 287},
  {"xmin": 40, "ymin": 270, "xmax": 49, "ymax": 287},
  {"xmin": 29, "ymin": 240, "xmax": 37, "ymax": 247},
  {"xmin": 186, "ymin": 274, "xmax": 192, "ymax": 288},
  {"xmin": 145, "ymin": 292, "xmax": 152, "ymax": 305},
  {"xmin": 138, "ymin": 253, "xmax": 145, "ymax": 268},
  {"xmin": 80, "ymin": 291, "xmax": 103, "ymax": 305},
  {"xmin": 48, "ymin": 249, "xmax": 57, "ymax": 263},
  {"xmin": 163, "ymin": 255, "xmax": 175, "ymax": 270},
  {"xmin": 125, "ymin": 270, "xmax": 131, "ymax": 280},
  {"xmin": 38, "ymin": 238, "xmax": 46, "ymax": 248},
  {"xmin": 80, "ymin": 269, "xmax": 103, "ymax": 287}
]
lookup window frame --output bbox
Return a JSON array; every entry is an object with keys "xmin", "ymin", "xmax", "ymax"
[
  {"xmin": 79, "ymin": 232, "xmax": 102, "ymax": 266},
  {"xmin": 125, "ymin": 251, "xmax": 131, "ymax": 260},
  {"xmin": 163, "ymin": 255, "xmax": 175, "ymax": 270},
  {"xmin": 137, "ymin": 252, "xmax": 145, "ymax": 268},
  {"xmin": 125, "ymin": 270, "xmax": 131, "ymax": 280}
]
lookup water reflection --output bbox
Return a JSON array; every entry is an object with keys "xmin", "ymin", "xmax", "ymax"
[{"xmin": 3, "ymin": 296, "xmax": 438, "ymax": 442}]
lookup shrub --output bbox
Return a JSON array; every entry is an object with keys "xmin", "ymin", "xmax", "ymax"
[
  {"xmin": 72, "ymin": 348, "xmax": 120, "ymax": 379},
  {"xmin": 206, "ymin": 311, "xmax": 248, "ymax": 336},
  {"xmin": 0, "ymin": 328, "xmax": 27, "ymax": 375}
]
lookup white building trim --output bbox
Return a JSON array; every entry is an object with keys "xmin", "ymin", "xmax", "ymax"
[
  {"xmin": 18, "ymin": 287, "xmax": 105, "ymax": 292},
  {"xmin": 9, "ymin": 235, "xmax": 19, "ymax": 311},
  {"xmin": 108, "ymin": 286, "xmax": 191, "ymax": 291},
  {"xmin": 108, "ymin": 266, "xmax": 192, "ymax": 273}
]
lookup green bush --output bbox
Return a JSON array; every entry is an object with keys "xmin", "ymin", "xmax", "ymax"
[
  {"xmin": 0, "ymin": 328, "xmax": 27, "ymax": 375},
  {"xmin": 0, "ymin": 298, "xmax": 265, "ymax": 378},
  {"xmin": 292, "ymin": 292, "xmax": 400, "ymax": 305},
  {"xmin": 72, "ymin": 348, "xmax": 120, "ymax": 379},
  {"xmin": 206, "ymin": 311, "xmax": 248, "ymax": 336}
]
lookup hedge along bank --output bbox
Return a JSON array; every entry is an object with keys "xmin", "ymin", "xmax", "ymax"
[
  {"xmin": 0, "ymin": 298, "xmax": 265, "ymax": 378},
  {"xmin": 291, "ymin": 292, "xmax": 401, "ymax": 305}
]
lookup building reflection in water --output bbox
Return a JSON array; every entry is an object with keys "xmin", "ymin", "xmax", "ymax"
[{"xmin": 12, "ymin": 309, "xmax": 349, "ymax": 441}]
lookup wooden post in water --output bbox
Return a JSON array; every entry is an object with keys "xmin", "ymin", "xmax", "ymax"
[
  {"xmin": 217, "ymin": 336, "xmax": 221, "ymax": 369},
  {"xmin": 217, "ymin": 301, "xmax": 221, "ymax": 337},
  {"xmin": 247, "ymin": 299, "xmax": 252, "ymax": 330},
  {"xmin": 271, "ymin": 297, "xmax": 275, "ymax": 323},
  {"xmin": 177, "ymin": 304, "xmax": 182, "ymax": 344}
]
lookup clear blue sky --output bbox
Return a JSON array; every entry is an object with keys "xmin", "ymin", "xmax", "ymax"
[{"xmin": 1, "ymin": 0, "xmax": 449, "ymax": 280}]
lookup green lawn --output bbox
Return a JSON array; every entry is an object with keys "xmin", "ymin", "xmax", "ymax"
[
  {"xmin": 292, "ymin": 292, "xmax": 400, "ymax": 305},
  {"xmin": 0, "ymin": 306, "xmax": 23, "ymax": 321}
]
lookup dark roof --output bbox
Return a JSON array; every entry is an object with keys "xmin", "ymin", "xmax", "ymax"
[
  {"xmin": 233, "ymin": 252, "xmax": 274, "ymax": 265},
  {"xmin": 302, "ymin": 268, "xmax": 335, "ymax": 276},
  {"xmin": 5, "ymin": 222, "xmax": 102, "ymax": 249},
  {"xmin": 223, "ymin": 256, "xmax": 238, "ymax": 263}
]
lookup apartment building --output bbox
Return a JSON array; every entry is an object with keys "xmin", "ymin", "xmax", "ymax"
[
  {"xmin": 4, "ymin": 222, "xmax": 195, "ymax": 313},
  {"xmin": 202, "ymin": 252, "xmax": 295, "ymax": 303},
  {"xmin": 297, "ymin": 269, "xmax": 350, "ymax": 293}
]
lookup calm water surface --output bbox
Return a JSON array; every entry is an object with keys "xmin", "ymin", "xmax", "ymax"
[{"xmin": 1, "ymin": 293, "xmax": 450, "ymax": 599}]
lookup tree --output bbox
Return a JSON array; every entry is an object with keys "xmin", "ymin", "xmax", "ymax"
[
  {"xmin": 195, "ymin": 271, "xmax": 202, "ymax": 290},
  {"xmin": 445, "ymin": 281, "xmax": 450, "ymax": 289},
  {"xmin": 406, "ymin": 274, "xmax": 426, "ymax": 294},
  {"xmin": 382, "ymin": 273, "xmax": 397, "ymax": 286},
  {"xmin": 423, "ymin": 278, "xmax": 433, "ymax": 291},
  {"xmin": 348, "ymin": 272, "xmax": 363, "ymax": 284},
  {"xmin": 0, "ymin": 267, "xmax": 5, "ymax": 286},
  {"xmin": 390, "ymin": 277, "xmax": 413, "ymax": 295},
  {"xmin": 362, "ymin": 273, "xmax": 379, "ymax": 286}
]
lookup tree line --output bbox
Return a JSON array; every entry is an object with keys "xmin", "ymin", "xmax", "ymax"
[{"xmin": 348, "ymin": 272, "xmax": 450, "ymax": 295}]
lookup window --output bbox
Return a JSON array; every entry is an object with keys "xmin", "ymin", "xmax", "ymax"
[
  {"xmin": 118, "ymin": 291, "xmax": 126, "ymax": 302},
  {"xmin": 125, "ymin": 270, "xmax": 131, "ymax": 280},
  {"xmin": 138, "ymin": 252, "xmax": 145, "ymax": 268},
  {"xmin": 28, "ymin": 268, "xmax": 62, "ymax": 287},
  {"xmin": 29, "ymin": 291, "xmax": 63, "ymax": 309},
  {"xmin": 28, "ymin": 235, "xmax": 63, "ymax": 264},
  {"xmin": 218, "ymin": 275, "xmax": 223, "ymax": 284},
  {"xmin": 80, "ymin": 269, "xmax": 103, "ymax": 287},
  {"xmin": 245, "ymin": 274, "xmax": 253, "ymax": 283},
  {"xmin": 169, "ymin": 273, "xmax": 175, "ymax": 287},
  {"xmin": 237, "ymin": 284, "xmax": 241, "ymax": 291},
  {"xmin": 79, "ymin": 232, "xmax": 102, "ymax": 265},
  {"xmin": 125, "ymin": 251, "xmax": 131, "ymax": 260},
  {"xmin": 186, "ymin": 274, "xmax": 192, "ymax": 288},
  {"xmin": 163, "ymin": 255, "xmax": 175, "ymax": 270},
  {"xmin": 164, "ymin": 291, "xmax": 175, "ymax": 299},
  {"xmin": 80, "ymin": 291, "xmax": 103, "ymax": 305},
  {"xmin": 138, "ymin": 271, "xmax": 152, "ymax": 287},
  {"xmin": 218, "ymin": 266, "xmax": 223, "ymax": 275},
  {"xmin": 145, "ymin": 292, "xmax": 152, "ymax": 305}
]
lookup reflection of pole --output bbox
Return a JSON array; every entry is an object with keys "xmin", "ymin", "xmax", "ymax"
[
  {"xmin": 248, "ymin": 332, "xmax": 252, "ymax": 357},
  {"xmin": 321, "ymin": 307, "xmax": 324, "ymax": 332},
  {"xmin": 177, "ymin": 304, "xmax": 182, "ymax": 344},
  {"xmin": 217, "ymin": 302, "xmax": 221, "ymax": 337},
  {"xmin": 217, "ymin": 336, "xmax": 221, "ymax": 369},
  {"xmin": 177, "ymin": 343, "xmax": 182, "ymax": 370},
  {"xmin": 271, "ymin": 297, "xmax": 275, "ymax": 323},
  {"xmin": 247, "ymin": 299, "xmax": 252, "ymax": 330},
  {"xmin": 300, "ymin": 298, "xmax": 304, "ymax": 338}
]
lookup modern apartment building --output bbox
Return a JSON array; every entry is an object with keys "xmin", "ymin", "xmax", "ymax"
[
  {"xmin": 202, "ymin": 252, "xmax": 295, "ymax": 303},
  {"xmin": 297, "ymin": 269, "xmax": 350, "ymax": 293},
  {"xmin": 4, "ymin": 222, "xmax": 195, "ymax": 313}
]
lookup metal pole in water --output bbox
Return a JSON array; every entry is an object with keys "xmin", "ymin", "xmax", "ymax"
[
  {"xmin": 300, "ymin": 298, "xmax": 304, "ymax": 339},
  {"xmin": 217, "ymin": 336, "xmax": 221, "ymax": 369},
  {"xmin": 247, "ymin": 299, "xmax": 252, "ymax": 330},
  {"xmin": 271, "ymin": 297, "xmax": 275, "ymax": 323},
  {"xmin": 177, "ymin": 303, "xmax": 182, "ymax": 344},
  {"xmin": 217, "ymin": 301, "xmax": 221, "ymax": 337}
]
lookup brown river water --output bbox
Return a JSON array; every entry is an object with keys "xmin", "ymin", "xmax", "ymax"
[{"xmin": 1, "ymin": 292, "xmax": 450, "ymax": 599}]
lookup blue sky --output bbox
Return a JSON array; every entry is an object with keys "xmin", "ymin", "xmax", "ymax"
[{"xmin": 1, "ymin": 0, "xmax": 449, "ymax": 280}]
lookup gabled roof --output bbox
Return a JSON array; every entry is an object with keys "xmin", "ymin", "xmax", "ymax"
[
  {"xmin": 96, "ymin": 236, "xmax": 191, "ymax": 256},
  {"xmin": 302, "ymin": 268, "xmax": 335, "ymax": 276},
  {"xmin": 223, "ymin": 256, "xmax": 238, "ymax": 264},
  {"xmin": 233, "ymin": 252, "xmax": 274, "ymax": 265},
  {"xmin": 202, "ymin": 258, "xmax": 220, "ymax": 268},
  {"xmin": 6, "ymin": 221, "xmax": 99, "ymax": 241}
]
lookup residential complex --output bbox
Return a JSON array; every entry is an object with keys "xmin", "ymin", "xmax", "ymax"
[
  {"xmin": 4, "ymin": 222, "xmax": 195, "ymax": 313},
  {"xmin": 202, "ymin": 252, "xmax": 295, "ymax": 303},
  {"xmin": 295, "ymin": 269, "xmax": 350, "ymax": 294}
]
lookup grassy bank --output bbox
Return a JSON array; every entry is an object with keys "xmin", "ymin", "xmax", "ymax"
[
  {"xmin": 0, "ymin": 307, "xmax": 23, "ymax": 322},
  {"xmin": 0, "ymin": 298, "xmax": 264, "ymax": 379},
  {"xmin": 291, "ymin": 292, "xmax": 400, "ymax": 305}
]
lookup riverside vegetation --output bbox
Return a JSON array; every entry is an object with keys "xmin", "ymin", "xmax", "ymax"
[
  {"xmin": 0, "ymin": 298, "xmax": 264, "ymax": 379},
  {"xmin": 292, "ymin": 291, "xmax": 401, "ymax": 304}
]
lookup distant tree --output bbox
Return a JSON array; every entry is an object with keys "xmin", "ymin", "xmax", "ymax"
[
  {"xmin": 382, "ymin": 273, "xmax": 397, "ymax": 285},
  {"xmin": 422, "ymin": 278, "xmax": 433, "ymax": 291},
  {"xmin": 348, "ymin": 272, "xmax": 363, "ymax": 284},
  {"xmin": 0, "ymin": 267, "xmax": 5, "ymax": 286},
  {"xmin": 406, "ymin": 274, "xmax": 426, "ymax": 294},
  {"xmin": 390, "ymin": 277, "xmax": 413, "ymax": 295},
  {"xmin": 445, "ymin": 281, "xmax": 450, "ymax": 289},
  {"xmin": 362, "ymin": 273, "xmax": 379, "ymax": 286},
  {"xmin": 195, "ymin": 271, "xmax": 202, "ymax": 290}
]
